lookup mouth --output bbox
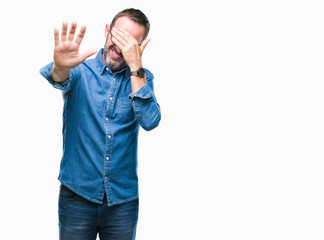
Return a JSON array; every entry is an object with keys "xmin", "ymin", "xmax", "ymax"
[{"xmin": 110, "ymin": 45, "xmax": 123, "ymax": 60}]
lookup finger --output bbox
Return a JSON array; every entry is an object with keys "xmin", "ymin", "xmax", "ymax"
[
  {"xmin": 54, "ymin": 27, "xmax": 60, "ymax": 46},
  {"xmin": 140, "ymin": 38, "xmax": 150, "ymax": 52},
  {"xmin": 111, "ymin": 36, "xmax": 125, "ymax": 50},
  {"xmin": 67, "ymin": 21, "xmax": 77, "ymax": 41},
  {"xmin": 117, "ymin": 27, "xmax": 132, "ymax": 39},
  {"xmin": 117, "ymin": 27, "xmax": 139, "ymax": 44},
  {"xmin": 117, "ymin": 27, "xmax": 143, "ymax": 48},
  {"xmin": 78, "ymin": 49, "xmax": 97, "ymax": 62},
  {"xmin": 75, "ymin": 25, "xmax": 87, "ymax": 45},
  {"xmin": 61, "ymin": 21, "xmax": 68, "ymax": 42},
  {"xmin": 111, "ymin": 28, "xmax": 127, "ymax": 47}
]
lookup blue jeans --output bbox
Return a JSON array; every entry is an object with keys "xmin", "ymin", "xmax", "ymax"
[{"xmin": 59, "ymin": 185, "xmax": 139, "ymax": 240}]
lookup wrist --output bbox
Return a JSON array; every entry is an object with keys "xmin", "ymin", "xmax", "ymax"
[
  {"xmin": 128, "ymin": 62, "xmax": 143, "ymax": 72},
  {"xmin": 51, "ymin": 64, "xmax": 70, "ymax": 83},
  {"xmin": 53, "ymin": 63, "xmax": 70, "ymax": 72}
]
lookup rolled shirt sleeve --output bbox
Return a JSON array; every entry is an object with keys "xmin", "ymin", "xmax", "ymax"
[
  {"xmin": 128, "ymin": 71, "xmax": 161, "ymax": 131},
  {"xmin": 39, "ymin": 62, "xmax": 79, "ymax": 92}
]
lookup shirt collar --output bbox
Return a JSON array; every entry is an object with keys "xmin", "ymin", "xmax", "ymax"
[{"xmin": 96, "ymin": 48, "xmax": 130, "ymax": 77}]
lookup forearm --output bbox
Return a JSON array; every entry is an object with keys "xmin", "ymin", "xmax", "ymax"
[
  {"xmin": 129, "ymin": 63, "xmax": 146, "ymax": 94},
  {"xmin": 51, "ymin": 64, "xmax": 70, "ymax": 83},
  {"xmin": 40, "ymin": 62, "xmax": 75, "ymax": 91}
]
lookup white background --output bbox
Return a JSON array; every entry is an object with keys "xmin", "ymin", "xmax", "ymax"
[{"xmin": 0, "ymin": 0, "xmax": 323, "ymax": 239}]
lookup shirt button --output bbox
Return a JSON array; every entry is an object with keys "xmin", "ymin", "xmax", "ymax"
[
  {"xmin": 109, "ymin": 97, "xmax": 113, "ymax": 101},
  {"xmin": 105, "ymin": 176, "xmax": 108, "ymax": 180},
  {"xmin": 106, "ymin": 67, "xmax": 109, "ymax": 71},
  {"xmin": 106, "ymin": 156, "xmax": 109, "ymax": 161},
  {"xmin": 113, "ymin": 78, "xmax": 116, "ymax": 82},
  {"xmin": 105, "ymin": 117, "xmax": 108, "ymax": 121},
  {"xmin": 108, "ymin": 135, "xmax": 111, "ymax": 139}
]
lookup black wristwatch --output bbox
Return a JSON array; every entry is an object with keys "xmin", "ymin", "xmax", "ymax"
[{"xmin": 130, "ymin": 68, "xmax": 145, "ymax": 78}]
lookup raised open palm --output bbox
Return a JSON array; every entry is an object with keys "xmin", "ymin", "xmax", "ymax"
[{"xmin": 54, "ymin": 22, "xmax": 97, "ymax": 69}]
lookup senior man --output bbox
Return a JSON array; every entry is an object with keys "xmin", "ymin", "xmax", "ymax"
[{"xmin": 40, "ymin": 8, "xmax": 161, "ymax": 240}]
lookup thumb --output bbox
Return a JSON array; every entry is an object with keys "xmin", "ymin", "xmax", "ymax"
[
  {"xmin": 78, "ymin": 48, "xmax": 97, "ymax": 62},
  {"xmin": 140, "ymin": 39, "xmax": 150, "ymax": 53}
]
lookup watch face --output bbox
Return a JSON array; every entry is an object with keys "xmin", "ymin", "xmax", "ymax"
[{"xmin": 138, "ymin": 68, "xmax": 145, "ymax": 78}]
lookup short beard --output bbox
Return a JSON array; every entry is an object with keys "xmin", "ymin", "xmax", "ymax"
[{"xmin": 103, "ymin": 34, "xmax": 126, "ymax": 72}]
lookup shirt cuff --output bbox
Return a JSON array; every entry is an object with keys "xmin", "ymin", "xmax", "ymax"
[
  {"xmin": 40, "ymin": 62, "xmax": 71, "ymax": 90},
  {"xmin": 128, "ymin": 84, "xmax": 153, "ymax": 100}
]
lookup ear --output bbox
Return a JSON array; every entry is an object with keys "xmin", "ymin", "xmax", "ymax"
[{"xmin": 105, "ymin": 24, "xmax": 110, "ymax": 38}]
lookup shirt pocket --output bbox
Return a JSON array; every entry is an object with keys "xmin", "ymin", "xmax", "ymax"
[{"xmin": 116, "ymin": 96, "xmax": 135, "ymax": 122}]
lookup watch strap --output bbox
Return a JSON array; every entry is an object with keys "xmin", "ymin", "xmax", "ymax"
[{"xmin": 130, "ymin": 68, "xmax": 145, "ymax": 78}]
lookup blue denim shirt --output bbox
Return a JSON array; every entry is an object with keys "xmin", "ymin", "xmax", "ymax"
[{"xmin": 40, "ymin": 49, "xmax": 161, "ymax": 206}]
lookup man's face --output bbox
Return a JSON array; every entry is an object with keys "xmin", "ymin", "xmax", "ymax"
[{"xmin": 103, "ymin": 16, "xmax": 146, "ymax": 72}]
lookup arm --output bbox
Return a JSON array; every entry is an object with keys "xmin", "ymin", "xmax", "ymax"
[{"xmin": 111, "ymin": 27, "xmax": 161, "ymax": 130}]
